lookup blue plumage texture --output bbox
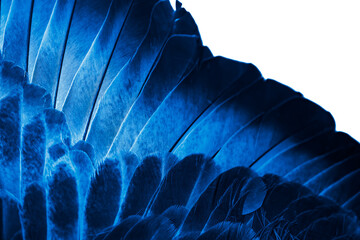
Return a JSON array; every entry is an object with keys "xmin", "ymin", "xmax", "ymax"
[{"xmin": 0, "ymin": 0, "xmax": 359, "ymax": 239}]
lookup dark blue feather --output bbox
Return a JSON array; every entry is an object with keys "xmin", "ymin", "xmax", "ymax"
[
  {"xmin": 161, "ymin": 206, "xmax": 188, "ymax": 229},
  {"xmin": 259, "ymin": 181, "xmax": 312, "ymax": 222},
  {"xmin": 105, "ymin": 34, "xmax": 200, "ymax": 160},
  {"xmin": 1, "ymin": 195, "xmax": 21, "ymax": 240},
  {"xmin": 180, "ymin": 167, "xmax": 258, "ymax": 234},
  {"xmin": 100, "ymin": 215, "xmax": 141, "ymax": 240},
  {"xmin": 202, "ymin": 176, "xmax": 266, "ymax": 231},
  {"xmin": 298, "ymin": 213, "xmax": 359, "ymax": 240},
  {"xmin": 0, "ymin": 89, "xmax": 21, "ymax": 199},
  {"xmin": 86, "ymin": 1, "xmax": 175, "ymax": 164},
  {"xmin": 197, "ymin": 222, "xmax": 256, "ymax": 240},
  {"xmin": 85, "ymin": 158, "xmax": 122, "ymax": 239},
  {"xmin": 285, "ymin": 146, "xmax": 360, "ymax": 185},
  {"xmin": 281, "ymin": 196, "xmax": 343, "ymax": 236},
  {"xmin": 174, "ymin": 233, "xmax": 199, "ymax": 240},
  {"xmin": 257, "ymin": 131, "xmax": 358, "ymax": 177},
  {"xmin": 130, "ymin": 59, "xmax": 261, "ymax": 158},
  {"xmin": 122, "ymin": 215, "xmax": 175, "ymax": 240},
  {"xmin": 20, "ymin": 183, "xmax": 47, "ymax": 240},
  {"xmin": 119, "ymin": 155, "xmax": 162, "ymax": 220},
  {"xmin": 20, "ymin": 115, "xmax": 46, "ymax": 195},
  {"xmin": 320, "ymin": 168, "xmax": 360, "ymax": 205},
  {"xmin": 47, "ymin": 159, "xmax": 78, "ymax": 239},
  {"xmin": 173, "ymin": 80, "xmax": 298, "ymax": 161},
  {"xmin": 146, "ymin": 154, "xmax": 217, "ymax": 216},
  {"xmin": 343, "ymin": 192, "xmax": 360, "ymax": 218},
  {"xmin": 306, "ymin": 152, "xmax": 360, "ymax": 194}
]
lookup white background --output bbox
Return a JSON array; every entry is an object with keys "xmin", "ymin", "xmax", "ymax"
[{"xmin": 172, "ymin": 0, "xmax": 360, "ymax": 141}]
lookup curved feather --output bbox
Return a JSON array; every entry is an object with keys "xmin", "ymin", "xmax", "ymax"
[
  {"xmin": 173, "ymin": 80, "xmax": 299, "ymax": 160},
  {"xmin": 197, "ymin": 222, "xmax": 256, "ymax": 240},
  {"xmin": 61, "ymin": 0, "xmax": 137, "ymax": 141},
  {"xmin": 31, "ymin": 0, "xmax": 77, "ymax": 103},
  {"xmin": 2, "ymin": 0, "xmax": 32, "ymax": 69},
  {"xmin": 98, "ymin": 215, "xmax": 141, "ymax": 240},
  {"xmin": 130, "ymin": 58, "xmax": 261, "ymax": 159},
  {"xmin": 87, "ymin": 1, "xmax": 185, "ymax": 163},
  {"xmin": 27, "ymin": 0, "xmax": 57, "ymax": 78},
  {"xmin": 55, "ymin": 0, "xmax": 113, "ymax": 108},
  {"xmin": 119, "ymin": 155, "xmax": 162, "ymax": 220},
  {"xmin": 180, "ymin": 167, "xmax": 258, "ymax": 234},
  {"xmin": 145, "ymin": 154, "xmax": 217, "ymax": 216}
]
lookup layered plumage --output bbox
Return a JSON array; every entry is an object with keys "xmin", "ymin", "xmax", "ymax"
[{"xmin": 0, "ymin": 0, "xmax": 359, "ymax": 239}]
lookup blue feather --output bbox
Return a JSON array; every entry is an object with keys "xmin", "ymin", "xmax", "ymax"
[
  {"xmin": 55, "ymin": 0, "xmax": 113, "ymax": 109},
  {"xmin": 119, "ymin": 155, "xmax": 162, "ymax": 220},
  {"xmin": 47, "ymin": 159, "xmax": 79, "ymax": 239},
  {"xmin": 84, "ymin": 158, "xmax": 121, "ymax": 239},
  {"xmin": 0, "ymin": 89, "xmax": 21, "ymax": 199},
  {"xmin": 180, "ymin": 167, "xmax": 258, "ymax": 234},
  {"xmin": 21, "ymin": 115, "xmax": 46, "ymax": 195},
  {"xmin": 99, "ymin": 215, "xmax": 141, "ymax": 240},
  {"xmin": 131, "ymin": 59, "xmax": 261, "ymax": 159},
  {"xmin": 2, "ymin": 0, "xmax": 32, "ymax": 70},
  {"xmin": 88, "ymin": 1, "xmax": 175, "ymax": 163},
  {"xmin": 0, "ymin": 1, "xmax": 360, "ymax": 239},
  {"xmin": 20, "ymin": 183, "xmax": 47, "ymax": 240},
  {"xmin": 1, "ymin": 195, "xmax": 21, "ymax": 240},
  {"xmin": 145, "ymin": 154, "xmax": 217, "ymax": 216}
]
